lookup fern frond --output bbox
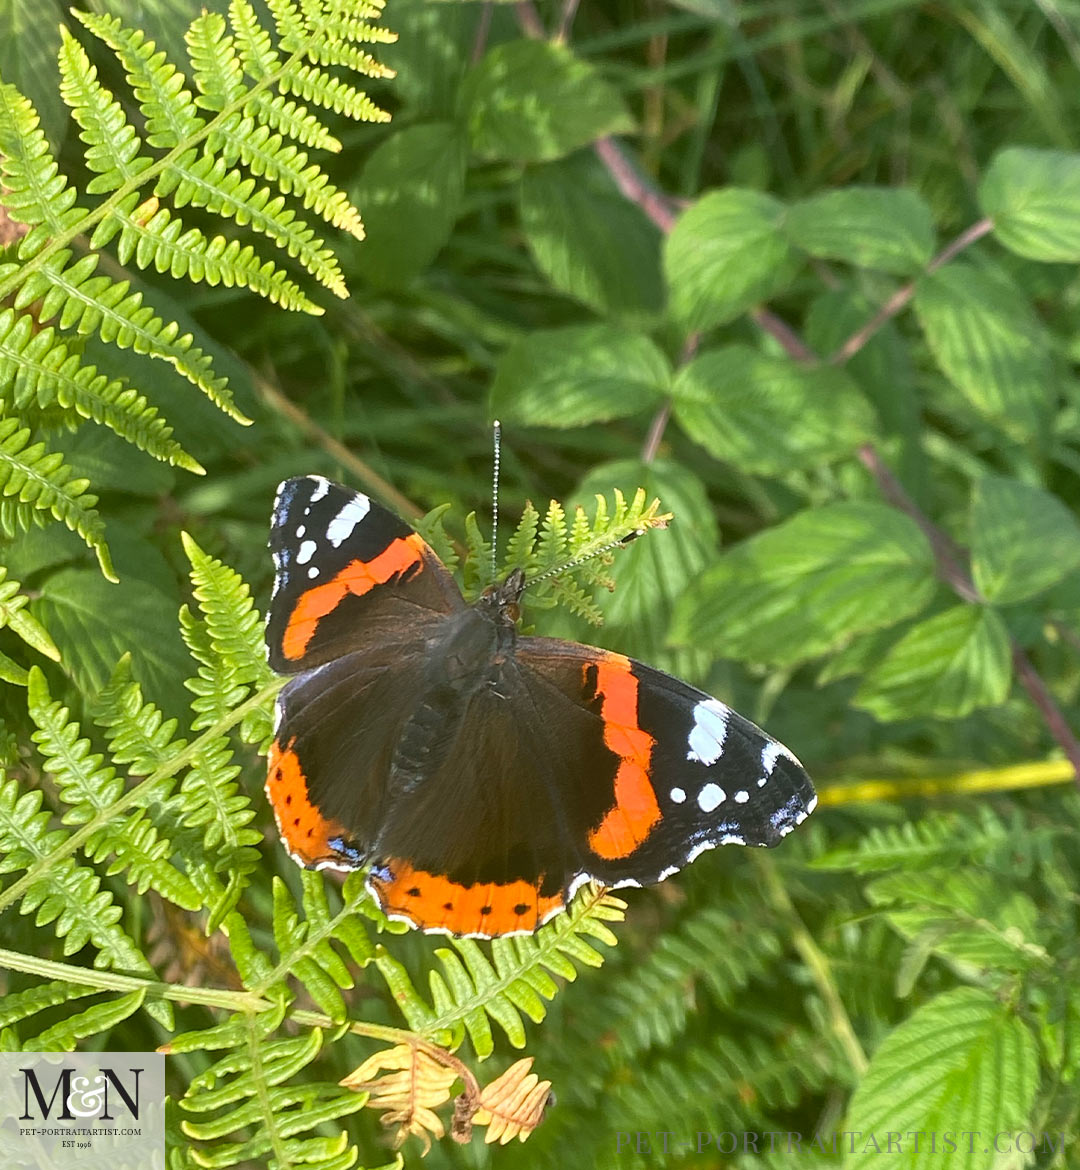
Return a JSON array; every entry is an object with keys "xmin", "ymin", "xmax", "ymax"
[
  {"xmin": 75, "ymin": 13, "xmax": 205, "ymax": 149},
  {"xmin": 0, "ymin": 562, "xmax": 59, "ymax": 663},
  {"xmin": 16, "ymin": 246, "xmax": 238, "ymax": 418},
  {"xmin": 109, "ymin": 200, "xmax": 320, "ymax": 312},
  {"xmin": 2, "ymin": 0, "xmax": 395, "ymax": 576},
  {"xmin": 179, "ymin": 1015, "xmax": 367, "ymax": 1170},
  {"xmin": 245, "ymin": 91, "xmax": 342, "ymax": 151},
  {"xmin": 181, "ymin": 532, "xmax": 270, "ymax": 677},
  {"xmin": 59, "ymin": 29, "xmax": 153, "ymax": 195},
  {"xmin": 340, "ymin": 1042, "xmax": 456, "ymax": 1154},
  {"xmin": 23, "ymin": 988, "xmax": 146, "ymax": 1052},
  {"xmin": 216, "ymin": 115, "xmax": 364, "ymax": 237},
  {"xmin": 266, "ymin": 870, "xmax": 376, "ymax": 1022},
  {"xmin": 166, "ymin": 150, "xmax": 348, "ymax": 297},
  {"xmin": 602, "ymin": 901, "xmax": 785, "ymax": 1064},
  {"xmin": 0, "ymin": 311, "xmax": 202, "ymax": 470},
  {"xmin": 375, "ymin": 884, "xmax": 625, "ymax": 1060},
  {"xmin": 0, "ymin": 84, "xmax": 83, "ymax": 234},
  {"xmin": 813, "ymin": 809, "xmax": 1009, "ymax": 873},
  {"xmin": 0, "ymin": 978, "xmax": 99, "ymax": 1031},
  {"xmin": 28, "ymin": 667, "xmax": 201, "ymax": 909},
  {"xmin": 279, "ymin": 64, "xmax": 392, "ymax": 122},
  {"xmin": 187, "ymin": 12, "xmax": 247, "ymax": 112},
  {"xmin": 469, "ymin": 1057, "xmax": 552, "ymax": 1145},
  {"xmin": 0, "ymin": 416, "xmax": 113, "ymax": 578},
  {"xmin": 0, "ymin": 772, "xmax": 154, "ymax": 974}
]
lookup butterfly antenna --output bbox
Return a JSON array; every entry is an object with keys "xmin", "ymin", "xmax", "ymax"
[
  {"xmin": 523, "ymin": 528, "xmax": 646, "ymax": 591},
  {"xmin": 491, "ymin": 419, "xmax": 502, "ymax": 581}
]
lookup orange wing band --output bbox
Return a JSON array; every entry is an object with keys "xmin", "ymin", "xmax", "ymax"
[
  {"xmin": 368, "ymin": 860, "xmax": 565, "ymax": 936},
  {"xmin": 585, "ymin": 654, "xmax": 660, "ymax": 860},
  {"xmin": 282, "ymin": 533, "xmax": 426, "ymax": 661},
  {"xmin": 266, "ymin": 737, "xmax": 349, "ymax": 866}
]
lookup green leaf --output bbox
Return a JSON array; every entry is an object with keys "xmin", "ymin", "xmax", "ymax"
[
  {"xmin": 980, "ymin": 146, "xmax": 1080, "ymax": 262},
  {"xmin": 519, "ymin": 151, "xmax": 664, "ymax": 318},
  {"xmin": 854, "ymin": 605, "xmax": 1012, "ymax": 722},
  {"xmin": 844, "ymin": 988, "xmax": 1039, "ymax": 1170},
  {"xmin": 351, "ymin": 123, "xmax": 467, "ymax": 289},
  {"xmin": 32, "ymin": 568, "xmax": 192, "ymax": 711},
  {"xmin": 463, "ymin": 39, "xmax": 634, "ymax": 163},
  {"xmin": 491, "ymin": 324, "xmax": 671, "ymax": 427},
  {"xmin": 664, "ymin": 189, "xmax": 795, "ymax": 332},
  {"xmin": 867, "ymin": 869, "xmax": 1049, "ymax": 974},
  {"xmin": 786, "ymin": 186, "xmax": 934, "ymax": 274},
  {"xmin": 575, "ymin": 459, "xmax": 718, "ymax": 675},
  {"xmin": 0, "ymin": 0, "xmax": 65, "ymax": 148},
  {"xmin": 671, "ymin": 502, "xmax": 936, "ymax": 666},
  {"xmin": 671, "ymin": 345, "xmax": 875, "ymax": 473},
  {"xmin": 913, "ymin": 262, "xmax": 1056, "ymax": 439},
  {"xmin": 971, "ymin": 474, "xmax": 1080, "ymax": 604}
]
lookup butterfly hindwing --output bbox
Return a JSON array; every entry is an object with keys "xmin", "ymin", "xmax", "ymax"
[{"xmin": 267, "ymin": 476, "xmax": 464, "ymax": 672}]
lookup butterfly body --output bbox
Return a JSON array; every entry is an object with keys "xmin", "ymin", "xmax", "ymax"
[{"xmin": 266, "ymin": 476, "xmax": 816, "ymax": 938}]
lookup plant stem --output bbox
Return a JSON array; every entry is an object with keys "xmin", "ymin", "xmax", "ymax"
[
  {"xmin": 829, "ymin": 218, "xmax": 995, "ymax": 364},
  {"xmin": 253, "ymin": 370, "xmax": 424, "ymax": 520},
  {"xmin": 857, "ymin": 443, "xmax": 1080, "ymax": 785},
  {"xmin": 0, "ymin": 681, "xmax": 282, "ymax": 919},
  {"xmin": 755, "ymin": 855, "xmax": 868, "ymax": 1077},
  {"xmin": 0, "ymin": 946, "xmax": 273, "ymax": 1012}
]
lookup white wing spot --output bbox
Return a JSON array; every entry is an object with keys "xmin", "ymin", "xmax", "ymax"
[
  {"xmin": 687, "ymin": 699, "xmax": 730, "ymax": 765},
  {"xmin": 697, "ymin": 783, "xmax": 725, "ymax": 812},
  {"xmin": 761, "ymin": 741, "xmax": 782, "ymax": 776},
  {"xmin": 670, "ymin": 787, "xmax": 686, "ymax": 804},
  {"xmin": 296, "ymin": 525, "xmax": 306, "ymax": 538},
  {"xmin": 296, "ymin": 539, "xmax": 317, "ymax": 565},
  {"xmin": 734, "ymin": 790, "xmax": 749, "ymax": 804},
  {"xmin": 720, "ymin": 832, "xmax": 745, "ymax": 846},
  {"xmin": 308, "ymin": 566, "xmax": 320, "ymax": 579},
  {"xmin": 757, "ymin": 777, "xmax": 768, "ymax": 787},
  {"xmin": 327, "ymin": 495, "xmax": 371, "ymax": 548},
  {"xmin": 308, "ymin": 477, "xmax": 331, "ymax": 503}
]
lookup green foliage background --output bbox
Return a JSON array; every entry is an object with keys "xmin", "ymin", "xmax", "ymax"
[{"xmin": 1, "ymin": 0, "xmax": 1080, "ymax": 1168}]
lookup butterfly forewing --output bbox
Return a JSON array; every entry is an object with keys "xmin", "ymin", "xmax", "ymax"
[{"xmin": 267, "ymin": 476, "xmax": 464, "ymax": 672}]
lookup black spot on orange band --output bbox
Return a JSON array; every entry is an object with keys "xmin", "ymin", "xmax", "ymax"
[
  {"xmin": 367, "ymin": 859, "xmax": 565, "ymax": 936},
  {"xmin": 266, "ymin": 737, "xmax": 351, "ymax": 866}
]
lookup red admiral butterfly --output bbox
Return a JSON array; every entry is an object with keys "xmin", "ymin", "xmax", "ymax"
[{"xmin": 265, "ymin": 475, "xmax": 816, "ymax": 938}]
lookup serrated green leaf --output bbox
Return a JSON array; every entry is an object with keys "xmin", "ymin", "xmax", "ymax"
[
  {"xmin": 971, "ymin": 474, "xmax": 1080, "ymax": 604},
  {"xmin": 519, "ymin": 151, "xmax": 664, "ymax": 318},
  {"xmin": 854, "ymin": 605, "xmax": 1012, "ymax": 722},
  {"xmin": 671, "ymin": 502, "xmax": 936, "ymax": 666},
  {"xmin": 464, "ymin": 39, "xmax": 634, "ymax": 163},
  {"xmin": 351, "ymin": 123, "xmax": 467, "ymax": 289},
  {"xmin": 786, "ymin": 186, "xmax": 934, "ymax": 274},
  {"xmin": 980, "ymin": 146, "xmax": 1080, "ymax": 262},
  {"xmin": 913, "ymin": 262, "xmax": 1055, "ymax": 439},
  {"xmin": 671, "ymin": 345, "xmax": 876, "ymax": 473},
  {"xmin": 664, "ymin": 189, "xmax": 795, "ymax": 332},
  {"xmin": 844, "ymin": 988, "xmax": 1039, "ymax": 1170},
  {"xmin": 491, "ymin": 324, "xmax": 671, "ymax": 427}
]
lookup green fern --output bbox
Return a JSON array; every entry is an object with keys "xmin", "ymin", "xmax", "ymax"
[{"xmin": 0, "ymin": 0, "xmax": 392, "ymax": 598}]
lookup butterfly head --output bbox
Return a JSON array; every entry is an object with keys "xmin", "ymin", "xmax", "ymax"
[{"xmin": 478, "ymin": 565, "xmax": 527, "ymax": 625}]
